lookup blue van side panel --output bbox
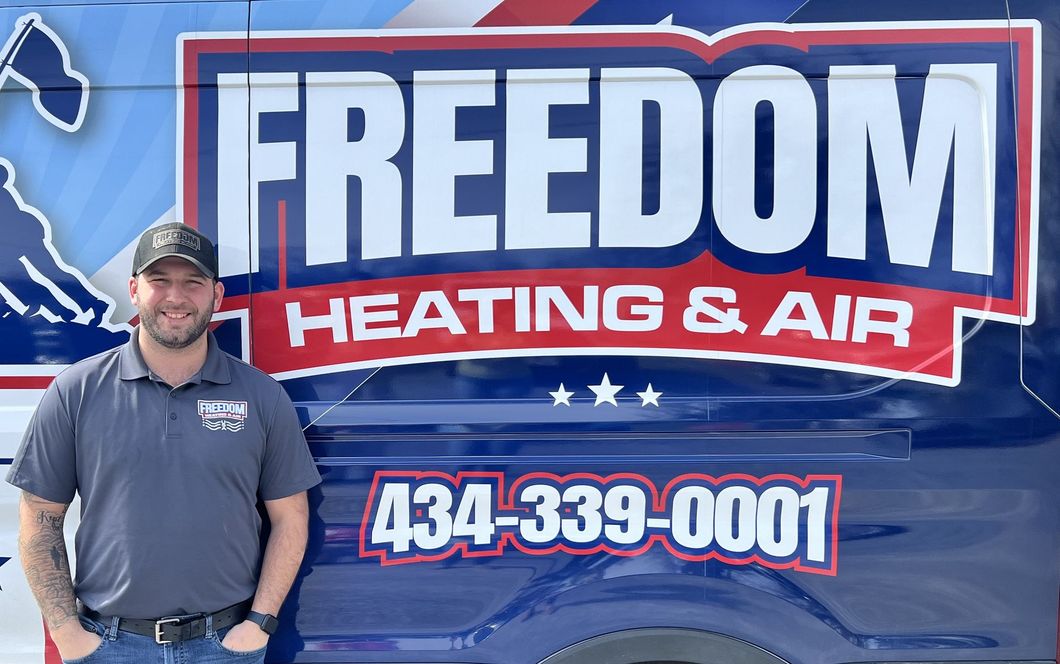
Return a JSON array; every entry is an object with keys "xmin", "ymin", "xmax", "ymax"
[
  {"xmin": 0, "ymin": 0, "xmax": 1054, "ymax": 663},
  {"xmin": 274, "ymin": 0, "xmax": 1059, "ymax": 662}
]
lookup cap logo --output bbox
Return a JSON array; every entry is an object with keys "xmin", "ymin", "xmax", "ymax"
[{"xmin": 152, "ymin": 229, "xmax": 200, "ymax": 251}]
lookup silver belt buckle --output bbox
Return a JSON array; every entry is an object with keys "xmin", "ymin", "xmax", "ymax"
[{"xmin": 154, "ymin": 617, "xmax": 180, "ymax": 644}]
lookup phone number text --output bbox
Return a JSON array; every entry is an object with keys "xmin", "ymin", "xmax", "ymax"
[{"xmin": 360, "ymin": 471, "xmax": 842, "ymax": 575}]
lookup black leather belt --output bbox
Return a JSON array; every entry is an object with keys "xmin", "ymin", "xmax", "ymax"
[{"xmin": 82, "ymin": 598, "xmax": 253, "ymax": 644}]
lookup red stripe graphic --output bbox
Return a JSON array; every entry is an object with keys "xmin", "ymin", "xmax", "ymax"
[
  {"xmin": 476, "ymin": 0, "xmax": 597, "ymax": 26},
  {"xmin": 43, "ymin": 620, "xmax": 61, "ymax": 664},
  {"xmin": 0, "ymin": 377, "xmax": 54, "ymax": 389},
  {"xmin": 278, "ymin": 199, "xmax": 288, "ymax": 291}
]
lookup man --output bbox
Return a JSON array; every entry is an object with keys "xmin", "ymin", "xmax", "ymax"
[{"xmin": 6, "ymin": 222, "xmax": 321, "ymax": 663}]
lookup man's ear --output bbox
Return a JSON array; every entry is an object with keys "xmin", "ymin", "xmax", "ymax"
[
  {"xmin": 128, "ymin": 276, "xmax": 139, "ymax": 305},
  {"xmin": 213, "ymin": 279, "xmax": 225, "ymax": 310}
]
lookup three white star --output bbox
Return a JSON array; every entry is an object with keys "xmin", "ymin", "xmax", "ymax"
[
  {"xmin": 549, "ymin": 383, "xmax": 574, "ymax": 406},
  {"xmin": 588, "ymin": 373, "xmax": 624, "ymax": 406},
  {"xmin": 637, "ymin": 383, "xmax": 663, "ymax": 407},
  {"xmin": 550, "ymin": 377, "xmax": 662, "ymax": 407}
]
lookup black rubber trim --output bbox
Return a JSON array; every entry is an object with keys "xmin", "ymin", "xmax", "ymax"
[{"xmin": 537, "ymin": 628, "xmax": 789, "ymax": 664}]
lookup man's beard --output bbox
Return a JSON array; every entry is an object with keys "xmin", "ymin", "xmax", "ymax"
[{"xmin": 139, "ymin": 303, "xmax": 213, "ymax": 349}]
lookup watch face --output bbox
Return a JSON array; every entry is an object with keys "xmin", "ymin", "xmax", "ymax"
[
  {"xmin": 262, "ymin": 615, "xmax": 279, "ymax": 635},
  {"xmin": 248, "ymin": 611, "xmax": 278, "ymax": 634}
]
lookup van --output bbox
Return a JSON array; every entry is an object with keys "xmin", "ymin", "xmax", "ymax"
[{"xmin": 0, "ymin": 1, "xmax": 1057, "ymax": 663}]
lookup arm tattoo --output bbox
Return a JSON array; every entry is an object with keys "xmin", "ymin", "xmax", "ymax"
[
  {"xmin": 49, "ymin": 545, "xmax": 64, "ymax": 571},
  {"xmin": 36, "ymin": 511, "xmax": 63, "ymax": 529},
  {"xmin": 18, "ymin": 492, "xmax": 78, "ymax": 630}
]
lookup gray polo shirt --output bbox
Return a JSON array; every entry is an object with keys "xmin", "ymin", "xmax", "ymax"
[{"xmin": 6, "ymin": 328, "xmax": 321, "ymax": 618}]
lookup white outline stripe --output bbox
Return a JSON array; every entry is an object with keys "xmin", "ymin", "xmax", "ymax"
[
  {"xmin": 179, "ymin": 20, "xmax": 1018, "ymax": 42},
  {"xmin": 269, "ymin": 346, "xmax": 961, "ymax": 387}
]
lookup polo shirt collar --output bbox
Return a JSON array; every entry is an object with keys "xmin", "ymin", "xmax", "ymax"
[
  {"xmin": 119, "ymin": 327, "xmax": 232, "ymax": 385},
  {"xmin": 118, "ymin": 328, "xmax": 150, "ymax": 380},
  {"xmin": 200, "ymin": 330, "xmax": 232, "ymax": 384}
]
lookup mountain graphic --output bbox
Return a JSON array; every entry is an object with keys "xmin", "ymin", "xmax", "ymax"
[{"xmin": 0, "ymin": 157, "xmax": 130, "ymax": 365}]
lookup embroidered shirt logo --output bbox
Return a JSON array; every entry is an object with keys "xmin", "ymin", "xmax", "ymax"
[{"xmin": 198, "ymin": 400, "xmax": 247, "ymax": 432}]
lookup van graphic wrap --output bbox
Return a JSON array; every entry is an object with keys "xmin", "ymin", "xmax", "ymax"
[
  {"xmin": 0, "ymin": 13, "xmax": 89, "ymax": 132},
  {"xmin": 361, "ymin": 470, "xmax": 843, "ymax": 575},
  {"xmin": 0, "ymin": 2, "xmax": 1056, "ymax": 663},
  {"xmin": 182, "ymin": 22, "xmax": 1040, "ymax": 386},
  {"xmin": 0, "ymin": 14, "xmax": 128, "ymax": 381}
]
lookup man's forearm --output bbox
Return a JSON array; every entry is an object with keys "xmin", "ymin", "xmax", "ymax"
[
  {"xmin": 252, "ymin": 494, "xmax": 309, "ymax": 615},
  {"xmin": 18, "ymin": 492, "xmax": 78, "ymax": 631}
]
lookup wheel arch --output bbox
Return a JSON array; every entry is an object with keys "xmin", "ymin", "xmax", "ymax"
[{"xmin": 537, "ymin": 627, "xmax": 790, "ymax": 664}]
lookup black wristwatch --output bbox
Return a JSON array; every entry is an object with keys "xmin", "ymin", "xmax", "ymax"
[{"xmin": 246, "ymin": 611, "xmax": 279, "ymax": 635}]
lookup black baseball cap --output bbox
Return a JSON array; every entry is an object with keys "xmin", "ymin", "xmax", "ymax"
[{"xmin": 132, "ymin": 222, "xmax": 218, "ymax": 279}]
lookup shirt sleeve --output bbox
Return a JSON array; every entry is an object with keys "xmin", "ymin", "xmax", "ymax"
[
  {"xmin": 259, "ymin": 385, "xmax": 321, "ymax": 501},
  {"xmin": 5, "ymin": 380, "xmax": 78, "ymax": 504}
]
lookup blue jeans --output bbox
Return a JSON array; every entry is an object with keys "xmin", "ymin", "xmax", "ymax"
[{"xmin": 65, "ymin": 614, "xmax": 267, "ymax": 664}]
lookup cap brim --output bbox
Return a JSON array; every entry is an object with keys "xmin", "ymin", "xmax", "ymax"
[{"xmin": 134, "ymin": 253, "xmax": 216, "ymax": 279}]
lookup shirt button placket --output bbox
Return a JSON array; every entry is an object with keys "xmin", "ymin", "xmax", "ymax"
[{"xmin": 165, "ymin": 388, "xmax": 179, "ymax": 438}]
